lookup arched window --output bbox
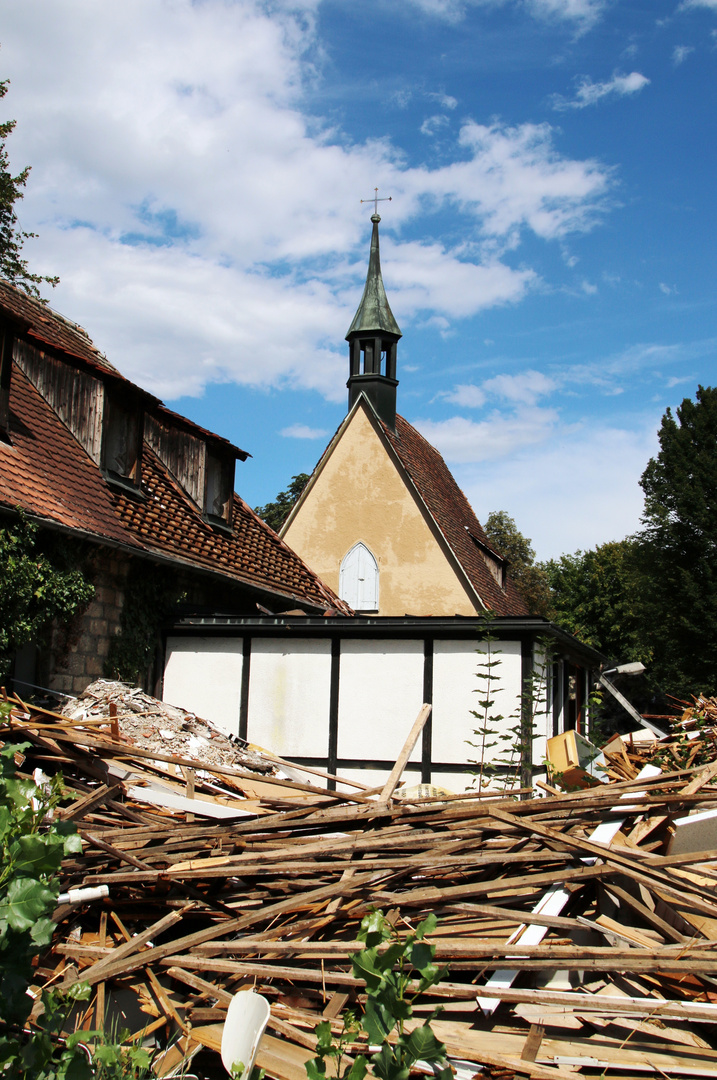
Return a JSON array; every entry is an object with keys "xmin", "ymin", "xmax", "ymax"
[{"xmin": 340, "ymin": 542, "xmax": 379, "ymax": 611}]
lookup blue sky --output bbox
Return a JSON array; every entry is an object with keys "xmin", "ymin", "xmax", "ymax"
[{"xmin": 3, "ymin": 0, "xmax": 717, "ymax": 558}]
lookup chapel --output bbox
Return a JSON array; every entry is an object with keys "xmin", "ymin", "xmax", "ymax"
[{"xmin": 281, "ymin": 209, "xmax": 529, "ymax": 619}]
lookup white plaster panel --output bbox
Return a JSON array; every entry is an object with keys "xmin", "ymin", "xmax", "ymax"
[
  {"xmin": 432, "ymin": 639, "xmax": 523, "ymax": 767},
  {"xmin": 247, "ymin": 638, "xmax": 331, "ymax": 758},
  {"xmin": 337, "ymin": 767, "xmax": 393, "ymax": 790},
  {"xmin": 163, "ymin": 636, "xmax": 243, "ymax": 736},
  {"xmin": 338, "ymin": 639, "xmax": 424, "ymax": 761},
  {"xmin": 428, "ymin": 771, "xmax": 477, "ymax": 796}
]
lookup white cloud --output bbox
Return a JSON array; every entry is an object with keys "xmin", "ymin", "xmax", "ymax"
[
  {"xmin": 581, "ymin": 279, "xmax": 598, "ymax": 293},
  {"xmin": 414, "ymin": 406, "xmax": 560, "ymax": 462},
  {"xmin": 680, "ymin": 0, "xmax": 717, "ymax": 8},
  {"xmin": 483, "ymin": 370, "xmax": 557, "ymax": 403},
  {"xmin": 2, "ymin": 0, "xmax": 613, "ymax": 402},
  {"xmin": 442, "ymin": 384, "xmax": 487, "ymax": 407},
  {"xmin": 280, "ymin": 424, "xmax": 329, "ymax": 439},
  {"xmin": 458, "ymin": 418, "xmax": 659, "ymax": 560},
  {"xmin": 551, "ymin": 71, "xmax": 650, "ymax": 110},
  {"xmin": 415, "ymin": 120, "xmax": 613, "ymax": 241},
  {"xmin": 659, "ymin": 282, "xmax": 676, "ymax": 294},
  {"xmin": 672, "ymin": 45, "xmax": 695, "ymax": 64},
  {"xmin": 420, "ymin": 114, "xmax": 451, "ymax": 136},
  {"xmin": 428, "ymin": 92, "xmax": 458, "ymax": 109},
  {"xmin": 402, "ymin": 0, "xmax": 608, "ymax": 28}
]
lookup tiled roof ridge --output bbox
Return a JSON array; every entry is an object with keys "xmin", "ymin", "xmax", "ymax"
[
  {"xmin": 0, "ymin": 279, "xmax": 118, "ymax": 370},
  {"xmin": 151, "ymin": 402, "xmax": 249, "ymax": 459}
]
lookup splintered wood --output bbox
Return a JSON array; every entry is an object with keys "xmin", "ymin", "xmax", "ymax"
[{"xmin": 5, "ymin": 684, "xmax": 717, "ymax": 1080}]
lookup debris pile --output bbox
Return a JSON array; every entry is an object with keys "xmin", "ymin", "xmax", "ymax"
[{"xmin": 3, "ymin": 687, "xmax": 717, "ymax": 1079}]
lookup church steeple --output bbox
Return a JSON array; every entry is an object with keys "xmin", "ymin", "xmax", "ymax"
[{"xmin": 346, "ymin": 206, "xmax": 402, "ymax": 431}]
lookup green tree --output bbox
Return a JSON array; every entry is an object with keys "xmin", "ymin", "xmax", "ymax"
[
  {"xmin": 0, "ymin": 514, "xmax": 94, "ymax": 683},
  {"xmin": 254, "ymin": 473, "xmax": 309, "ymax": 532},
  {"xmin": 0, "ymin": 77, "xmax": 58, "ymax": 297},
  {"xmin": 544, "ymin": 539, "xmax": 646, "ymax": 665},
  {"xmin": 483, "ymin": 510, "xmax": 551, "ymax": 615},
  {"xmin": 634, "ymin": 385, "xmax": 717, "ymax": 698}
]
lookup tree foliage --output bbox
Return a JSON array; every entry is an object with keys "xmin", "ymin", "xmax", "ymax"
[
  {"xmin": 544, "ymin": 540, "xmax": 647, "ymax": 666},
  {"xmin": 483, "ymin": 510, "xmax": 551, "ymax": 615},
  {"xmin": 0, "ymin": 78, "xmax": 58, "ymax": 298},
  {"xmin": 0, "ymin": 514, "xmax": 95, "ymax": 682},
  {"xmin": 254, "ymin": 473, "xmax": 309, "ymax": 532},
  {"xmin": 634, "ymin": 385, "xmax": 717, "ymax": 698}
]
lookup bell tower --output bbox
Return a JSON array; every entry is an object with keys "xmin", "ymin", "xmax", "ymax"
[{"xmin": 346, "ymin": 197, "xmax": 402, "ymax": 431}]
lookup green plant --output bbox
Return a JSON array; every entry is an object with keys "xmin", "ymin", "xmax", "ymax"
[
  {"xmin": 306, "ymin": 910, "xmax": 451, "ymax": 1080},
  {"xmin": 104, "ymin": 561, "xmax": 182, "ymax": 687},
  {"xmin": 0, "ymin": 740, "xmax": 150, "ymax": 1078},
  {"xmin": 0, "ymin": 78, "xmax": 59, "ymax": 298},
  {"xmin": 0, "ymin": 512, "xmax": 95, "ymax": 682},
  {"xmin": 466, "ymin": 619, "xmax": 510, "ymax": 792}
]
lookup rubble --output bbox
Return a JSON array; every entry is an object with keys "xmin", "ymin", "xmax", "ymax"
[{"xmin": 3, "ymin": 684, "xmax": 717, "ymax": 1079}]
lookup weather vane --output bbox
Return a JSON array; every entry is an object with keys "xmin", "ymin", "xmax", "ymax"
[{"xmin": 361, "ymin": 187, "xmax": 392, "ymax": 215}]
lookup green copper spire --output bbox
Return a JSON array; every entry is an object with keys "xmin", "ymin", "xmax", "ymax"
[{"xmin": 346, "ymin": 214, "xmax": 402, "ymax": 340}]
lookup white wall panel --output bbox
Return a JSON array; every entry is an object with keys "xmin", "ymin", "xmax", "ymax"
[
  {"xmin": 432, "ymin": 639, "xmax": 523, "ymax": 767},
  {"xmin": 247, "ymin": 638, "xmax": 331, "ymax": 758},
  {"xmin": 338, "ymin": 640, "xmax": 424, "ymax": 761},
  {"xmin": 163, "ymin": 637, "xmax": 243, "ymax": 736}
]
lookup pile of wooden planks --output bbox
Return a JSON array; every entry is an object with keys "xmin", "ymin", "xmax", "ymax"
[{"xmin": 4, "ymin": 689, "xmax": 717, "ymax": 1079}]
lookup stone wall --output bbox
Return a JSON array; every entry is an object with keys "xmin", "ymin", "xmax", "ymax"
[{"xmin": 48, "ymin": 548, "xmax": 128, "ymax": 697}]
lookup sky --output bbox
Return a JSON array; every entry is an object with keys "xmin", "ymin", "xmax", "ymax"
[{"xmin": 3, "ymin": 0, "xmax": 717, "ymax": 560}]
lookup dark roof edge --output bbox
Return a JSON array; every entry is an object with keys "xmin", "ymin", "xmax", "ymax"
[
  {"xmin": 168, "ymin": 612, "xmax": 605, "ymax": 664},
  {"xmin": 0, "ymin": 504, "xmax": 337, "ymax": 614}
]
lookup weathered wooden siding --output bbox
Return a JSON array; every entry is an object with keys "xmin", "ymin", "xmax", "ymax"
[
  {"xmin": 145, "ymin": 413, "xmax": 205, "ymax": 506},
  {"xmin": 14, "ymin": 339, "xmax": 104, "ymax": 463}
]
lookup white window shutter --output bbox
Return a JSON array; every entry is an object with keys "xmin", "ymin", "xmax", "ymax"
[{"xmin": 340, "ymin": 543, "xmax": 379, "ymax": 611}]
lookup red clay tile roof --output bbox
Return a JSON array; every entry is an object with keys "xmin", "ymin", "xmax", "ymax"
[
  {"xmin": 0, "ymin": 282, "xmax": 248, "ymax": 457},
  {"xmin": 384, "ymin": 414, "xmax": 529, "ymax": 616},
  {"xmin": 0, "ymin": 280, "xmax": 125, "ymax": 380},
  {"xmin": 2, "ymin": 359, "xmax": 345, "ymax": 614}
]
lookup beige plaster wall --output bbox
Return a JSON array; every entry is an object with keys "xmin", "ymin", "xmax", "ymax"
[{"xmin": 283, "ymin": 404, "xmax": 479, "ymax": 616}]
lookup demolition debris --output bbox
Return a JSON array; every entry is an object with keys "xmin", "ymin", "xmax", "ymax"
[{"xmin": 3, "ymin": 683, "xmax": 717, "ymax": 1079}]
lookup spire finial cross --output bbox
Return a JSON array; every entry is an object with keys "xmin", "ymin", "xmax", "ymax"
[{"xmin": 360, "ymin": 187, "xmax": 392, "ymax": 215}]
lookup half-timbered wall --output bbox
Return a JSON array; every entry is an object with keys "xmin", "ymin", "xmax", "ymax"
[{"xmin": 162, "ymin": 619, "xmax": 583, "ymax": 793}]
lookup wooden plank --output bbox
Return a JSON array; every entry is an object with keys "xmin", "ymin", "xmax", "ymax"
[{"xmin": 377, "ymin": 704, "xmax": 432, "ymax": 805}]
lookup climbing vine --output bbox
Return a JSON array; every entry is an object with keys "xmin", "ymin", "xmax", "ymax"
[
  {"xmin": 105, "ymin": 561, "xmax": 184, "ymax": 687},
  {"xmin": 0, "ymin": 512, "xmax": 94, "ymax": 683}
]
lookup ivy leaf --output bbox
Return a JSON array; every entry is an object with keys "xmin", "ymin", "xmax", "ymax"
[
  {"xmin": 409, "ymin": 941, "xmax": 435, "ymax": 971},
  {"xmin": 405, "ymin": 1024, "xmax": 447, "ymax": 1064},
  {"xmin": 12, "ymin": 834, "xmax": 63, "ymax": 877},
  {"xmin": 305, "ymin": 1057, "xmax": 326, "ymax": 1080},
  {"xmin": 362, "ymin": 998, "xmax": 393, "ymax": 1044},
  {"xmin": 345, "ymin": 1055, "xmax": 368, "ymax": 1080},
  {"xmin": 351, "ymin": 948, "xmax": 383, "ymax": 991},
  {"xmin": 415, "ymin": 913, "xmax": 437, "ymax": 940},
  {"xmin": 30, "ymin": 916, "xmax": 55, "ymax": 948},
  {"xmin": 314, "ymin": 1020, "xmax": 334, "ymax": 1055},
  {"xmin": 0, "ymin": 877, "xmax": 57, "ymax": 931}
]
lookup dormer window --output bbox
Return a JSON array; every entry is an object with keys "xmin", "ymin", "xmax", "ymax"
[
  {"xmin": 204, "ymin": 448, "xmax": 234, "ymax": 528},
  {"xmin": 102, "ymin": 390, "xmax": 143, "ymax": 490},
  {"xmin": 466, "ymin": 528, "xmax": 507, "ymax": 589}
]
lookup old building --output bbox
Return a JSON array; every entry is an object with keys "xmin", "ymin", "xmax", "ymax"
[
  {"xmin": 162, "ymin": 214, "xmax": 602, "ymax": 790},
  {"xmin": 281, "ymin": 211, "xmax": 528, "ymax": 619},
  {"xmin": 0, "ymin": 281, "xmax": 346, "ymax": 698}
]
